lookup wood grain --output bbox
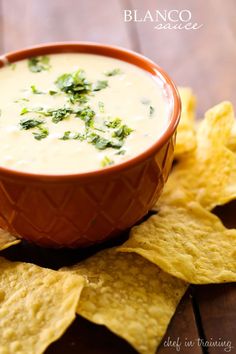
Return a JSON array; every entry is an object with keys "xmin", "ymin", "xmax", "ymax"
[
  {"xmin": 195, "ymin": 201, "xmax": 236, "ymax": 354},
  {"xmin": 194, "ymin": 284, "xmax": 236, "ymax": 354},
  {"xmin": 158, "ymin": 290, "xmax": 202, "ymax": 354},
  {"xmin": 0, "ymin": 0, "xmax": 3, "ymax": 52},
  {"xmin": 0, "ymin": 0, "xmax": 133, "ymax": 52},
  {"xmin": 126, "ymin": 0, "xmax": 236, "ymax": 116}
]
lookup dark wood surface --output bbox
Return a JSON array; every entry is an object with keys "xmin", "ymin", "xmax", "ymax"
[{"xmin": 0, "ymin": 1, "xmax": 235, "ymax": 353}]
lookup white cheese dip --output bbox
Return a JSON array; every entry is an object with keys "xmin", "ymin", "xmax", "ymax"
[{"xmin": 0, "ymin": 53, "xmax": 171, "ymax": 174}]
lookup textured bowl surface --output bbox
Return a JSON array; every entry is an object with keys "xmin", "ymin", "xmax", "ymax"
[{"xmin": 0, "ymin": 42, "xmax": 180, "ymax": 248}]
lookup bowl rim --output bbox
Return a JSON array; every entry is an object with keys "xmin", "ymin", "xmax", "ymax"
[{"xmin": 0, "ymin": 41, "xmax": 181, "ymax": 181}]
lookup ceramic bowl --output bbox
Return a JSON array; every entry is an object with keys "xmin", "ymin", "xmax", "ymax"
[{"xmin": 0, "ymin": 42, "xmax": 181, "ymax": 248}]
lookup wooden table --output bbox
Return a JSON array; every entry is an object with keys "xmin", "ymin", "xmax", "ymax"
[{"xmin": 0, "ymin": 1, "xmax": 235, "ymax": 353}]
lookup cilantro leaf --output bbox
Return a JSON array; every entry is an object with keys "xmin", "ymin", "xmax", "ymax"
[
  {"xmin": 112, "ymin": 125, "xmax": 133, "ymax": 139},
  {"xmin": 60, "ymin": 131, "xmax": 85, "ymax": 141},
  {"xmin": 88, "ymin": 133, "xmax": 123, "ymax": 150},
  {"xmin": 55, "ymin": 70, "xmax": 91, "ymax": 103},
  {"xmin": 105, "ymin": 117, "xmax": 122, "ymax": 129},
  {"xmin": 104, "ymin": 68, "xmax": 122, "ymax": 76},
  {"xmin": 20, "ymin": 107, "xmax": 30, "ymax": 115},
  {"xmin": 31, "ymin": 85, "xmax": 44, "ymax": 94},
  {"xmin": 19, "ymin": 118, "xmax": 44, "ymax": 130},
  {"xmin": 92, "ymin": 80, "xmax": 108, "ymax": 91},
  {"xmin": 101, "ymin": 156, "xmax": 114, "ymax": 167},
  {"xmin": 33, "ymin": 126, "xmax": 49, "ymax": 140},
  {"xmin": 28, "ymin": 56, "xmax": 51, "ymax": 73},
  {"xmin": 48, "ymin": 107, "xmax": 73, "ymax": 123},
  {"xmin": 149, "ymin": 105, "xmax": 155, "ymax": 117},
  {"xmin": 115, "ymin": 149, "xmax": 126, "ymax": 155},
  {"xmin": 49, "ymin": 90, "xmax": 58, "ymax": 96},
  {"xmin": 75, "ymin": 106, "xmax": 95, "ymax": 127}
]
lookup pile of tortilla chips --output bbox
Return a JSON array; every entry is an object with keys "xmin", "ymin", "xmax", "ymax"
[{"xmin": 0, "ymin": 88, "xmax": 236, "ymax": 354}]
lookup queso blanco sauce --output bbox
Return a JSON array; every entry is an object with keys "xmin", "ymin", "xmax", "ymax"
[{"xmin": 0, "ymin": 53, "xmax": 171, "ymax": 174}]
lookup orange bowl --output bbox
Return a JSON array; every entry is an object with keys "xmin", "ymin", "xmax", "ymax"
[{"xmin": 0, "ymin": 42, "xmax": 181, "ymax": 248}]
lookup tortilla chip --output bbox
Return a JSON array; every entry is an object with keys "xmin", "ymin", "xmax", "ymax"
[
  {"xmin": 170, "ymin": 101, "xmax": 236, "ymax": 209},
  {"xmin": 119, "ymin": 190, "xmax": 236, "ymax": 284},
  {"xmin": 227, "ymin": 121, "xmax": 236, "ymax": 152},
  {"xmin": 0, "ymin": 257, "xmax": 84, "ymax": 354},
  {"xmin": 175, "ymin": 87, "xmax": 197, "ymax": 158},
  {"xmin": 63, "ymin": 249, "xmax": 187, "ymax": 354},
  {"xmin": 0, "ymin": 228, "xmax": 20, "ymax": 251}
]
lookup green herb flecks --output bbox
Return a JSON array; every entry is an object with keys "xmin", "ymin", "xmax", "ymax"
[
  {"xmin": 60, "ymin": 131, "xmax": 85, "ymax": 141},
  {"xmin": 18, "ymin": 66, "xmax": 133, "ymax": 151},
  {"xmin": 19, "ymin": 118, "xmax": 44, "ymax": 130},
  {"xmin": 104, "ymin": 68, "xmax": 122, "ymax": 77},
  {"xmin": 55, "ymin": 70, "xmax": 91, "ymax": 103},
  {"xmin": 20, "ymin": 107, "xmax": 30, "ymax": 115},
  {"xmin": 20, "ymin": 105, "xmax": 96, "ymax": 126},
  {"xmin": 20, "ymin": 106, "xmax": 50, "ymax": 116},
  {"xmin": 14, "ymin": 98, "xmax": 30, "ymax": 103},
  {"xmin": 75, "ymin": 106, "xmax": 95, "ymax": 127},
  {"xmin": 105, "ymin": 117, "xmax": 122, "ymax": 129},
  {"xmin": 28, "ymin": 56, "xmax": 51, "ymax": 73},
  {"xmin": 87, "ymin": 133, "xmax": 123, "ymax": 150},
  {"xmin": 33, "ymin": 126, "xmax": 49, "ymax": 140},
  {"xmin": 31, "ymin": 85, "xmax": 44, "ymax": 94},
  {"xmin": 92, "ymin": 80, "xmax": 108, "ymax": 91},
  {"xmin": 115, "ymin": 149, "xmax": 126, "ymax": 155},
  {"xmin": 49, "ymin": 90, "xmax": 58, "ymax": 96},
  {"xmin": 49, "ymin": 107, "xmax": 74, "ymax": 123},
  {"xmin": 149, "ymin": 105, "xmax": 155, "ymax": 117},
  {"xmin": 19, "ymin": 117, "xmax": 48, "ymax": 140},
  {"xmin": 101, "ymin": 156, "xmax": 114, "ymax": 167},
  {"xmin": 113, "ymin": 125, "xmax": 133, "ymax": 140}
]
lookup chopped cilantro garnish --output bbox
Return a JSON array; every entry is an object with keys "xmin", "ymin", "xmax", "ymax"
[
  {"xmin": 98, "ymin": 101, "xmax": 105, "ymax": 113},
  {"xmin": 20, "ymin": 106, "xmax": 49, "ymax": 116},
  {"xmin": 28, "ymin": 56, "xmax": 51, "ymax": 73},
  {"xmin": 101, "ymin": 156, "xmax": 114, "ymax": 167},
  {"xmin": 49, "ymin": 90, "xmax": 58, "ymax": 96},
  {"xmin": 94, "ymin": 127, "xmax": 105, "ymax": 133},
  {"xmin": 75, "ymin": 106, "xmax": 95, "ymax": 127},
  {"xmin": 60, "ymin": 131, "xmax": 85, "ymax": 141},
  {"xmin": 113, "ymin": 125, "xmax": 133, "ymax": 139},
  {"xmin": 33, "ymin": 126, "xmax": 49, "ymax": 140},
  {"xmin": 88, "ymin": 133, "xmax": 123, "ymax": 150},
  {"xmin": 115, "ymin": 149, "xmax": 126, "ymax": 155},
  {"xmin": 59, "ymin": 131, "xmax": 71, "ymax": 140},
  {"xmin": 19, "ymin": 105, "xmax": 95, "ymax": 126},
  {"xmin": 20, "ymin": 107, "xmax": 30, "ymax": 115},
  {"xmin": 19, "ymin": 117, "xmax": 48, "ymax": 140},
  {"xmin": 92, "ymin": 80, "xmax": 108, "ymax": 91},
  {"xmin": 105, "ymin": 117, "xmax": 122, "ymax": 128},
  {"xmin": 31, "ymin": 85, "xmax": 44, "ymax": 94},
  {"xmin": 149, "ymin": 105, "xmax": 155, "ymax": 117},
  {"xmin": 49, "ymin": 107, "xmax": 73, "ymax": 123},
  {"xmin": 72, "ymin": 95, "xmax": 88, "ymax": 104},
  {"xmin": 19, "ymin": 118, "xmax": 44, "ymax": 130},
  {"xmin": 17, "ymin": 65, "xmax": 134, "ymax": 151},
  {"xmin": 104, "ymin": 68, "xmax": 122, "ymax": 76},
  {"xmin": 15, "ymin": 98, "xmax": 30, "ymax": 103},
  {"xmin": 55, "ymin": 70, "xmax": 91, "ymax": 103}
]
